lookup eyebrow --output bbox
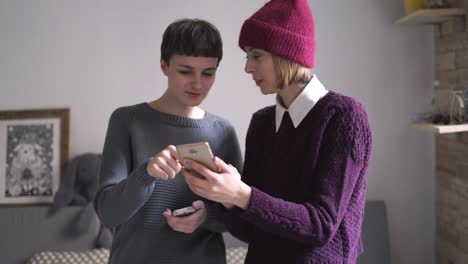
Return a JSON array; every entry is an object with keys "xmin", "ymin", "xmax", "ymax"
[{"xmin": 177, "ymin": 64, "xmax": 217, "ymax": 71}]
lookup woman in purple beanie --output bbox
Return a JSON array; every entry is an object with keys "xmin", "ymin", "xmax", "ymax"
[{"xmin": 182, "ymin": 0, "xmax": 372, "ymax": 263}]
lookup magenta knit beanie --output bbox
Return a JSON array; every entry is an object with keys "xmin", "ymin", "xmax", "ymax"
[{"xmin": 239, "ymin": 0, "xmax": 315, "ymax": 68}]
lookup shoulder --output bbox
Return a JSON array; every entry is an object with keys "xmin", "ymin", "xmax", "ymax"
[
  {"xmin": 209, "ymin": 113, "xmax": 233, "ymax": 126},
  {"xmin": 251, "ymin": 105, "xmax": 275, "ymax": 124},
  {"xmin": 208, "ymin": 113, "xmax": 235, "ymax": 130},
  {"xmin": 324, "ymin": 92, "xmax": 369, "ymax": 125},
  {"xmin": 205, "ymin": 113, "xmax": 240, "ymax": 141},
  {"xmin": 109, "ymin": 103, "xmax": 145, "ymax": 123},
  {"xmin": 324, "ymin": 92, "xmax": 372, "ymax": 161}
]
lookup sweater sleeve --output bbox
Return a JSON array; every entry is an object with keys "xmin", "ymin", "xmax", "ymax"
[
  {"xmin": 224, "ymin": 115, "xmax": 258, "ymax": 243},
  {"xmin": 198, "ymin": 201, "xmax": 225, "ymax": 233},
  {"xmin": 221, "ymin": 121, "xmax": 244, "ymax": 174},
  {"xmin": 94, "ymin": 107, "xmax": 157, "ymax": 228},
  {"xmin": 238, "ymin": 102, "xmax": 371, "ymax": 246}
]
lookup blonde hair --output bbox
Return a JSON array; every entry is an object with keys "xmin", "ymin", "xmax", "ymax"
[{"xmin": 273, "ymin": 55, "xmax": 312, "ymax": 89}]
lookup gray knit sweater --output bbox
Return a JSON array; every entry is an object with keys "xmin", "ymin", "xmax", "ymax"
[{"xmin": 94, "ymin": 103, "xmax": 243, "ymax": 264}]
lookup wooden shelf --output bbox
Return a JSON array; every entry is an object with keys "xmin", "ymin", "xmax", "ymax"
[
  {"xmin": 395, "ymin": 8, "xmax": 466, "ymax": 25},
  {"xmin": 411, "ymin": 123, "xmax": 468, "ymax": 133}
]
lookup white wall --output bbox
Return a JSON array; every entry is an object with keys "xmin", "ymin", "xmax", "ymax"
[{"xmin": 0, "ymin": 0, "xmax": 435, "ymax": 263}]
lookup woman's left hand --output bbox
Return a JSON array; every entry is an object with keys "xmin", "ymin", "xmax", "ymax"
[
  {"xmin": 163, "ymin": 200, "xmax": 207, "ymax": 233},
  {"xmin": 182, "ymin": 157, "xmax": 251, "ymax": 209}
]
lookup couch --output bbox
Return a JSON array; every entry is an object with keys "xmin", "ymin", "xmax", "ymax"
[{"xmin": 0, "ymin": 200, "xmax": 390, "ymax": 264}]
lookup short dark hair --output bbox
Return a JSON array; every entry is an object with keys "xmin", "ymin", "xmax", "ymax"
[{"xmin": 161, "ymin": 18, "xmax": 223, "ymax": 66}]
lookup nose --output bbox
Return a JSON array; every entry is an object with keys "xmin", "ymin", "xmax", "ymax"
[
  {"xmin": 244, "ymin": 59, "xmax": 254, "ymax": 74},
  {"xmin": 192, "ymin": 74, "xmax": 202, "ymax": 90}
]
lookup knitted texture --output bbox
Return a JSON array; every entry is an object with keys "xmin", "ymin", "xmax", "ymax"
[
  {"xmin": 94, "ymin": 103, "xmax": 243, "ymax": 264},
  {"xmin": 239, "ymin": 0, "xmax": 315, "ymax": 67},
  {"xmin": 225, "ymin": 92, "xmax": 372, "ymax": 264}
]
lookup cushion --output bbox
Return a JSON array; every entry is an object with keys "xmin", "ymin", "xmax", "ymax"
[
  {"xmin": 27, "ymin": 248, "xmax": 109, "ymax": 264},
  {"xmin": 358, "ymin": 200, "xmax": 391, "ymax": 264},
  {"xmin": 27, "ymin": 247, "xmax": 245, "ymax": 264},
  {"xmin": 226, "ymin": 247, "xmax": 247, "ymax": 264}
]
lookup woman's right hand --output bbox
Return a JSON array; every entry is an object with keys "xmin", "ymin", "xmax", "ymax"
[
  {"xmin": 182, "ymin": 157, "xmax": 252, "ymax": 209},
  {"xmin": 146, "ymin": 145, "xmax": 181, "ymax": 180}
]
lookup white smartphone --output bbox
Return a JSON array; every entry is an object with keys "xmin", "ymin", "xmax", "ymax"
[
  {"xmin": 172, "ymin": 206, "xmax": 197, "ymax": 217},
  {"xmin": 176, "ymin": 142, "xmax": 218, "ymax": 178}
]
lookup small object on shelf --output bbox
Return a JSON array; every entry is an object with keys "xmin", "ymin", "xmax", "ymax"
[
  {"xmin": 449, "ymin": 91, "xmax": 464, "ymax": 124},
  {"xmin": 431, "ymin": 113, "xmax": 451, "ymax": 125},
  {"xmin": 404, "ymin": 0, "xmax": 426, "ymax": 15},
  {"xmin": 395, "ymin": 8, "xmax": 466, "ymax": 25},
  {"xmin": 411, "ymin": 82, "xmax": 467, "ymax": 133},
  {"xmin": 411, "ymin": 112, "xmax": 433, "ymax": 123},
  {"xmin": 430, "ymin": 87, "xmax": 465, "ymax": 124},
  {"xmin": 425, "ymin": 0, "xmax": 448, "ymax": 9}
]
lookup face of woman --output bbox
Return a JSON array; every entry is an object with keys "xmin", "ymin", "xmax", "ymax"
[
  {"xmin": 161, "ymin": 54, "xmax": 218, "ymax": 107},
  {"xmin": 244, "ymin": 47, "xmax": 280, "ymax": 95}
]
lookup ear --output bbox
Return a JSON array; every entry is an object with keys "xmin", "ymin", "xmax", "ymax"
[{"xmin": 160, "ymin": 58, "xmax": 169, "ymax": 76}]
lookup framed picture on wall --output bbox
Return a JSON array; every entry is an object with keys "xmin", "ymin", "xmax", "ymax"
[{"xmin": 0, "ymin": 108, "xmax": 70, "ymax": 205}]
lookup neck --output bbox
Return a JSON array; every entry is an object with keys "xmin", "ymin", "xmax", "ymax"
[
  {"xmin": 150, "ymin": 92, "xmax": 205, "ymax": 119},
  {"xmin": 278, "ymin": 82, "xmax": 306, "ymax": 109}
]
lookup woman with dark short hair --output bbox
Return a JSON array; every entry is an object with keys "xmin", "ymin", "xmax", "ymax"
[{"xmin": 94, "ymin": 19, "xmax": 242, "ymax": 264}]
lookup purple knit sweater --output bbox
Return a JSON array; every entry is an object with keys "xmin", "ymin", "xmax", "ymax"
[{"xmin": 225, "ymin": 91, "xmax": 372, "ymax": 264}]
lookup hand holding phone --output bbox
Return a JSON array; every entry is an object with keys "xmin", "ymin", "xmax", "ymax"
[
  {"xmin": 172, "ymin": 206, "xmax": 197, "ymax": 217},
  {"xmin": 176, "ymin": 142, "xmax": 218, "ymax": 178},
  {"xmin": 165, "ymin": 202, "xmax": 206, "ymax": 233}
]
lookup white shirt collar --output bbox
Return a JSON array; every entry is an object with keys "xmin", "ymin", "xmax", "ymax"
[{"xmin": 275, "ymin": 75, "xmax": 329, "ymax": 132}]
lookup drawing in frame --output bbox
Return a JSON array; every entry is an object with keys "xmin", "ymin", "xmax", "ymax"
[{"xmin": 0, "ymin": 108, "xmax": 70, "ymax": 205}]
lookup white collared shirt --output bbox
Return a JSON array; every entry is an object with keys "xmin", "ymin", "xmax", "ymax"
[{"xmin": 275, "ymin": 75, "xmax": 329, "ymax": 132}]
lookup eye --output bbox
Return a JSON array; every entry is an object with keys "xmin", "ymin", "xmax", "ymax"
[
  {"xmin": 203, "ymin": 72, "xmax": 215, "ymax": 77},
  {"xmin": 246, "ymin": 54, "xmax": 261, "ymax": 61},
  {"xmin": 178, "ymin": 70, "xmax": 190, "ymax": 75}
]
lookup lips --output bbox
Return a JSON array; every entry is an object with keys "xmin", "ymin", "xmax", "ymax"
[
  {"xmin": 186, "ymin": 91, "xmax": 201, "ymax": 96},
  {"xmin": 254, "ymin": 79, "xmax": 263, "ymax": 86},
  {"xmin": 185, "ymin": 91, "xmax": 203, "ymax": 100}
]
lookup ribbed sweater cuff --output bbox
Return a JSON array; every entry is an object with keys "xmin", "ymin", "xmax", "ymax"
[
  {"xmin": 129, "ymin": 161, "xmax": 156, "ymax": 187},
  {"xmin": 240, "ymin": 186, "xmax": 271, "ymax": 220}
]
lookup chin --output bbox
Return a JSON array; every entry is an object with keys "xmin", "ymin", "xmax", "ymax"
[
  {"xmin": 184, "ymin": 98, "xmax": 204, "ymax": 107},
  {"xmin": 185, "ymin": 101, "xmax": 202, "ymax": 107},
  {"xmin": 259, "ymin": 88, "xmax": 275, "ymax": 95}
]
